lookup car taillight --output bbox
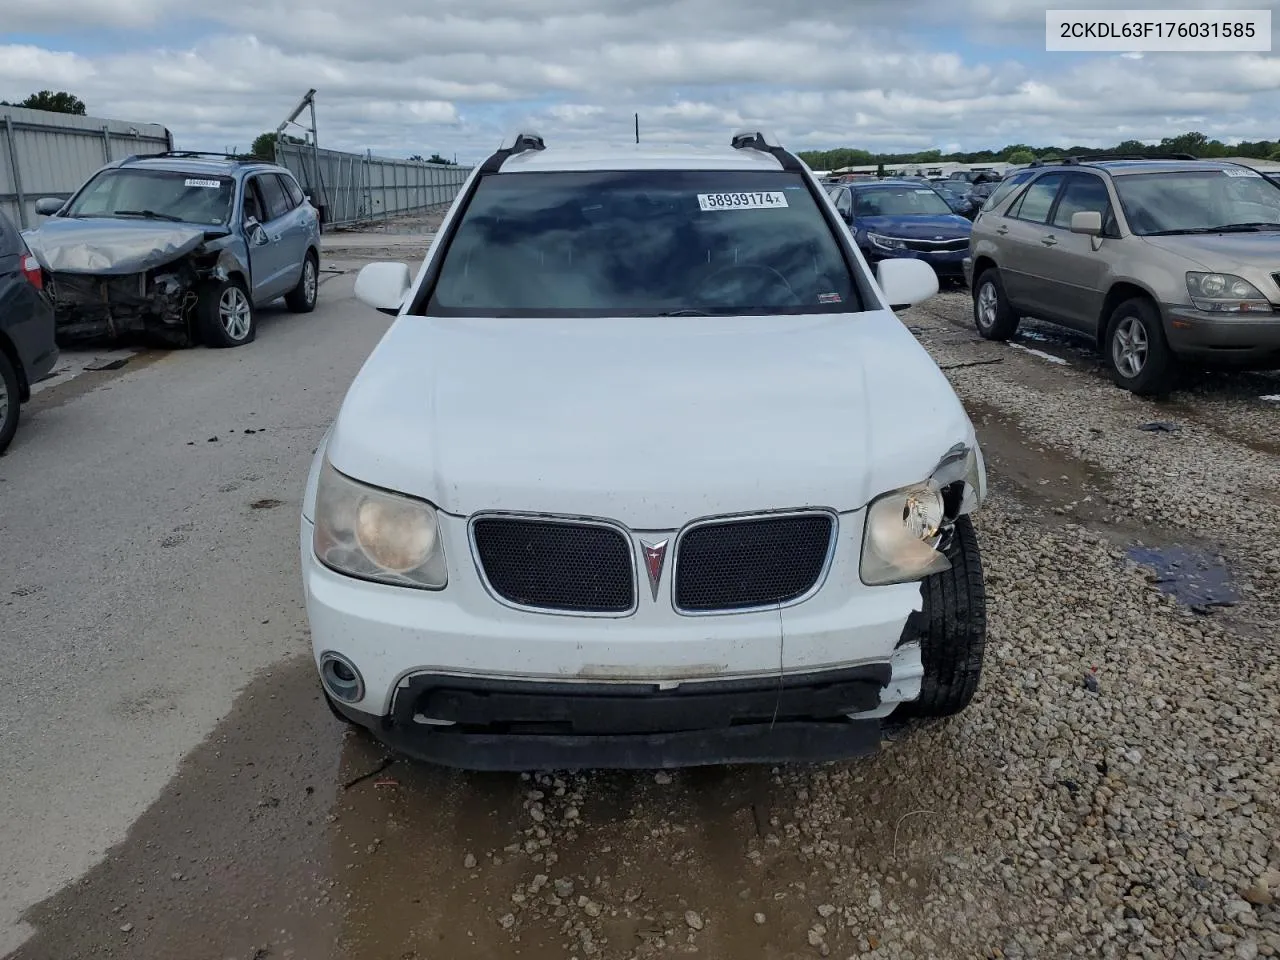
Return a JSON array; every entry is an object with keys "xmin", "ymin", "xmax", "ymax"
[{"xmin": 20, "ymin": 253, "xmax": 42, "ymax": 291}]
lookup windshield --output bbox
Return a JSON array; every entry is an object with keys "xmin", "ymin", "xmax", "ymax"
[
  {"xmin": 63, "ymin": 169, "xmax": 235, "ymax": 226},
  {"xmin": 852, "ymin": 186, "xmax": 953, "ymax": 217},
  {"xmin": 1113, "ymin": 169, "xmax": 1280, "ymax": 235},
  {"xmin": 426, "ymin": 170, "xmax": 862, "ymax": 317}
]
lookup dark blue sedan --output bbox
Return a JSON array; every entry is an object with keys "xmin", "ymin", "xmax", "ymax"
[{"xmin": 825, "ymin": 180, "xmax": 972, "ymax": 281}]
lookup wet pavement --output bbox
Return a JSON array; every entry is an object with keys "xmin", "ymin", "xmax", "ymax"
[{"xmin": 3, "ymin": 275, "xmax": 1278, "ymax": 959}]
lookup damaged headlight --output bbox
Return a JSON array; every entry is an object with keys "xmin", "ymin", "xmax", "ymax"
[
  {"xmin": 859, "ymin": 445, "xmax": 984, "ymax": 586},
  {"xmin": 313, "ymin": 459, "xmax": 447, "ymax": 589}
]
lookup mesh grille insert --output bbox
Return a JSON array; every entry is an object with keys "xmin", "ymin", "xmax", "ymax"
[
  {"xmin": 473, "ymin": 517, "xmax": 634, "ymax": 613},
  {"xmin": 675, "ymin": 513, "xmax": 834, "ymax": 612}
]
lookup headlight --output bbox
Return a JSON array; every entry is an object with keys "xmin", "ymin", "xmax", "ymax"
[
  {"xmin": 313, "ymin": 459, "xmax": 447, "ymax": 589},
  {"xmin": 1185, "ymin": 272, "xmax": 1272, "ymax": 313},
  {"xmin": 867, "ymin": 232, "xmax": 908, "ymax": 251},
  {"xmin": 859, "ymin": 445, "xmax": 984, "ymax": 586}
]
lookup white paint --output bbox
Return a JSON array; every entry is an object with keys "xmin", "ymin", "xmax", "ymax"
[
  {"xmin": 1260, "ymin": 394, "xmax": 1280, "ymax": 402},
  {"xmin": 1008, "ymin": 341, "xmax": 1070, "ymax": 365},
  {"xmin": 696, "ymin": 191, "xmax": 788, "ymax": 211},
  {"xmin": 302, "ymin": 144, "xmax": 982, "ymax": 723}
]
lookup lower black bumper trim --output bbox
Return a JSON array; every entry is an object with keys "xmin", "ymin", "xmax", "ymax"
[{"xmin": 331, "ymin": 699, "xmax": 883, "ymax": 771}]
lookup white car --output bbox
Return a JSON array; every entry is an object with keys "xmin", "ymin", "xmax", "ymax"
[{"xmin": 300, "ymin": 130, "xmax": 989, "ymax": 770}]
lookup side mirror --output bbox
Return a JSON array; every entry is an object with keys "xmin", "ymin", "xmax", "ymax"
[
  {"xmin": 1070, "ymin": 211, "xmax": 1103, "ymax": 236},
  {"xmin": 245, "ymin": 218, "xmax": 269, "ymax": 245},
  {"xmin": 876, "ymin": 258, "xmax": 939, "ymax": 310},
  {"xmin": 35, "ymin": 197, "xmax": 63, "ymax": 216},
  {"xmin": 354, "ymin": 261, "xmax": 413, "ymax": 315}
]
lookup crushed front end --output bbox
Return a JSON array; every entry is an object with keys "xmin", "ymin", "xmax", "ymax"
[{"xmin": 48, "ymin": 263, "xmax": 204, "ymax": 345}]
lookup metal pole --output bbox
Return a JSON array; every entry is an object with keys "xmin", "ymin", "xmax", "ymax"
[
  {"xmin": 635, "ymin": 113, "xmax": 639, "ymax": 144},
  {"xmin": 101, "ymin": 125, "xmax": 112, "ymax": 163},
  {"xmin": 4, "ymin": 116, "xmax": 27, "ymax": 228}
]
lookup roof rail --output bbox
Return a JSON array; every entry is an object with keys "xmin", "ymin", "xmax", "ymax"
[
  {"xmin": 1028, "ymin": 152, "xmax": 1199, "ymax": 167},
  {"xmin": 730, "ymin": 129, "xmax": 802, "ymax": 172},
  {"xmin": 479, "ymin": 130, "xmax": 546, "ymax": 173},
  {"xmin": 133, "ymin": 150, "xmax": 251, "ymax": 162}
]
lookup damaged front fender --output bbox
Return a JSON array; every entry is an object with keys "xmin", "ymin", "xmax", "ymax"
[{"xmin": 23, "ymin": 218, "xmax": 228, "ymax": 275}]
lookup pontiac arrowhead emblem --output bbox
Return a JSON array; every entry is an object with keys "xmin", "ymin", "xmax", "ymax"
[{"xmin": 641, "ymin": 539, "xmax": 669, "ymax": 601}]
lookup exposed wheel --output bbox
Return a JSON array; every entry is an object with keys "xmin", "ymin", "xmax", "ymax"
[
  {"xmin": 0, "ymin": 350, "xmax": 21, "ymax": 455},
  {"xmin": 196, "ymin": 277, "xmax": 256, "ymax": 348},
  {"xmin": 972, "ymin": 268, "xmax": 1019, "ymax": 341},
  {"xmin": 285, "ymin": 251, "xmax": 319, "ymax": 314},
  {"xmin": 896, "ymin": 515, "xmax": 987, "ymax": 719},
  {"xmin": 1105, "ymin": 297, "xmax": 1178, "ymax": 396}
]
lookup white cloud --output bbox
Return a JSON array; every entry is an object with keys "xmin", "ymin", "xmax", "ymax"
[{"xmin": 0, "ymin": 0, "xmax": 1277, "ymax": 162}]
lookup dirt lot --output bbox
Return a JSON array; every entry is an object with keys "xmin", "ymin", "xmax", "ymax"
[{"xmin": 4, "ymin": 281, "xmax": 1278, "ymax": 960}]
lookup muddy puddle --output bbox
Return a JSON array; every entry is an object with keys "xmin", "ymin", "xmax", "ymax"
[{"xmin": 1125, "ymin": 545, "xmax": 1240, "ymax": 613}]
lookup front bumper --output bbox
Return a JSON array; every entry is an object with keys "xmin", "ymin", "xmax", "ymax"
[
  {"xmin": 1164, "ymin": 305, "xmax": 1280, "ymax": 363},
  {"xmin": 863, "ymin": 245, "xmax": 968, "ymax": 277},
  {"xmin": 329, "ymin": 669, "xmax": 888, "ymax": 770},
  {"xmin": 302, "ymin": 509, "xmax": 926, "ymax": 769}
]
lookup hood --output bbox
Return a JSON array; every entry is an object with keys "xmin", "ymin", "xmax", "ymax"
[
  {"xmin": 1141, "ymin": 231, "xmax": 1280, "ymax": 271},
  {"xmin": 22, "ymin": 217, "xmax": 227, "ymax": 275},
  {"xmin": 325, "ymin": 313, "xmax": 975, "ymax": 529},
  {"xmin": 854, "ymin": 214, "xmax": 972, "ymax": 239}
]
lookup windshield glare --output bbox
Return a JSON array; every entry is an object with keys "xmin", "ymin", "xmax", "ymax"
[
  {"xmin": 64, "ymin": 169, "xmax": 234, "ymax": 226},
  {"xmin": 1114, "ymin": 170, "xmax": 1280, "ymax": 234},
  {"xmin": 853, "ymin": 186, "xmax": 953, "ymax": 217},
  {"xmin": 426, "ymin": 170, "xmax": 862, "ymax": 317}
]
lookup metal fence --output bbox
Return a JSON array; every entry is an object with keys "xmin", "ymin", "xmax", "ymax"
[
  {"xmin": 0, "ymin": 106, "xmax": 173, "ymax": 229},
  {"xmin": 274, "ymin": 141, "xmax": 472, "ymax": 229}
]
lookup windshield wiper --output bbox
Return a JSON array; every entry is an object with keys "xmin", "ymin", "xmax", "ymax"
[
  {"xmin": 659, "ymin": 308, "xmax": 715, "ymax": 316},
  {"xmin": 114, "ymin": 209, "xmax": 184, "ymax": 222},
  {"xmin": 1147, "ymin": 222, "xmax": 1280, "ymax": 235}
]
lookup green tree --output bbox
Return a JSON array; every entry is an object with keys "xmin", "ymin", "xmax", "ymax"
[
  {"xmin": 1005, "ymin": 149, "xmax": 1035, "ymax": 164},
  {"xmin": 4, "ymin": 90, "xmax": 87, "ymax": 114},
  {"xmin": 426, "ymin": 152, "xmax": 454, "ymax": 165},
  {"xmin": 249, "ymin": 131, "xmax": 305, "ymax": 160},
  {"xmin": 407, "ymin": 154, "xmax": 425, "ymax": 162}
]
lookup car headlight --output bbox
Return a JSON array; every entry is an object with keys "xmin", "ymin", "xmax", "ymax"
[
  {"xmin": 859, "ymin": 445, "xmax": 984, "ymax": 586},
  {"xmin": 867, "ymin": 232, "xmax": 908, "ymax": 251},
  {"xmin": 1185, "ymin": 272, "xmax": 1272, "ymax": 313},
  {"xmin": 312, "ymin": 459, "xmax": 447, "ymax": 589}
]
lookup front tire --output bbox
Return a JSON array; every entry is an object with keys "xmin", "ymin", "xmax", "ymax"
[
  {"xmin": 1104, "ymin": 297, "xmax": 1178, "ymax": 396},
  {"xmin": 0, "ymin": 350, "xmax": 21, "ymax": 455},
  {"xmin": 972, "ymin": 268, "xmax": 1019, "ymax": 341},
  {"xmin": 196, "ymin": 277, "xmax": 256, "ymax": 348},
  {"xmin": 285, "ymin": 251, "xmax": 319, "ymax": 314},
  {"xmin": 896, "ymin": 515, "xmax": 987, "ymax": 719}
]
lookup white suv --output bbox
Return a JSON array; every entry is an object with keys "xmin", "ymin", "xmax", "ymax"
[{"xmin": 300, "ymin": 130, "xmax": 989, "ymax": 770}]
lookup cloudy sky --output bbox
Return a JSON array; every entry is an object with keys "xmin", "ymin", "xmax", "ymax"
[{"xmin": 2, "ymin": 0, "xmax": 1278, "ymax": 163}]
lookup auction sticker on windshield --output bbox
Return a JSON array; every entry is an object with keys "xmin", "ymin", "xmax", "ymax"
[
  {"xmin": 1222, "ymin": 167, "xmax": 1261, "ymax": 177},
  {"xmin": 698, "ymin": 192, "xmax": 789, "ymax": 211},
  {"xmin": 185, "ymin": 178, "xmax": 222, "ymax": 188}
]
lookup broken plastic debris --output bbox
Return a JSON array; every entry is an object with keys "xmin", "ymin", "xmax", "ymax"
[{"xmin": 1138, "ymin": 421, "xmax": 1179, "ymax": 433}]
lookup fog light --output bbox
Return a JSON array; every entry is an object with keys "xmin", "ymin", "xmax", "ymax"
[{"xmin": 319, "ymin": 651, "xmax": 364, "ymax": 704}]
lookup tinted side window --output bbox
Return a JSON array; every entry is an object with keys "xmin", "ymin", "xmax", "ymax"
[
  {"xmin": 981, "ymin": 170, "xmax": 1034, "ymax": 213},
  {"xmin": 281, "ymin": 175, "xmax": 306, "ymax": 207},
  {"xmin": 834, "ymin": 188, "xmax": 852, "ymax": 218},
  {"xmin": 1009, "ymin": 174, "xmax": 1065, "ymax": 223},
  {"xmin": 258, "ymin": 174, "xmax": 291, "ymax": 221},
  {"xmin": 0, "ymin": 211, "xmax": 17, "ymax": 256},
  {"xmin": 1051, "ymin": 174, "xmax": 1112, "ymax": 229}
]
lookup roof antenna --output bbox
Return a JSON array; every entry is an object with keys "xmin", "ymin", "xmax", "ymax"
[{"xmin": 635, "ymin": 113, "xmax": 639, "ymax": 144}]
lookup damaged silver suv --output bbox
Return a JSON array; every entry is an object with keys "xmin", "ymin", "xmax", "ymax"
[{"xmin": 24, "ymin": 151, "xmax": 322, "ymax": 348}]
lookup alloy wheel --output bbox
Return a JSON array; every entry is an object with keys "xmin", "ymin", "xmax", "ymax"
[
  {"xmin": 1112, "ymin": 315, "xmax": 1148, "ymax": 378},
  {"xmin": 976, "ymin": 281, "xmax": 998, "ymax": 329},
  {"xmin": 219, "ymin": 286, "xmax": 252, "ymax": 341}
]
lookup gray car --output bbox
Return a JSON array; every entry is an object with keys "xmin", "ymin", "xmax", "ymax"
[
  {"xmin": 24, "ymin": 151, "xmax": 322, "ymax": 348},
  {"xmin": 0, "ymin": 209, "xmax": 58, "ymax": 453},
  {"xmin": 963, "ymin": 157, "xmax": 1280, "ymax": 395}
]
